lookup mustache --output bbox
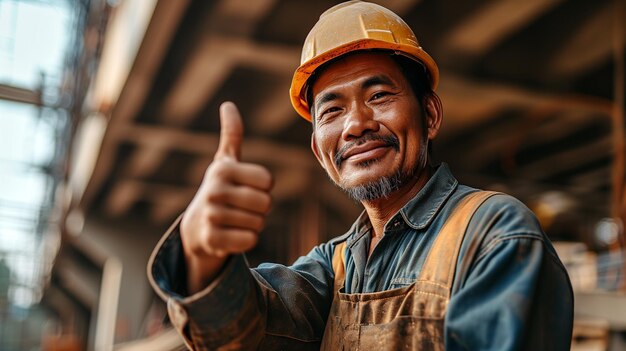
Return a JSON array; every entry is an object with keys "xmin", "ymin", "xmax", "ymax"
[{"xmin": 334, "ymin": 134, "xmax": 400, "ymax": 168}]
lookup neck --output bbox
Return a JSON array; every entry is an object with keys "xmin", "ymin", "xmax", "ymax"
[{"xmin": 362, "ymin": 165, "xmax": 433, "ymax": 239}]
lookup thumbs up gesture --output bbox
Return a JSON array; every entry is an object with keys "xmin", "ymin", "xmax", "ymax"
[{"xmin": 180, "ymin": 102, "xmax": 273, "ymax": 293}]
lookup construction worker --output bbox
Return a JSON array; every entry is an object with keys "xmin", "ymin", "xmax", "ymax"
[{"xmin": 148, "ymin": 1, "xmax": 573, "ymax": 350}]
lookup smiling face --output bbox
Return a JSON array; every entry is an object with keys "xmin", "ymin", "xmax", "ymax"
[{"xmin": 310, "ymin": 52, "xmax": 441, "ymax": 202}]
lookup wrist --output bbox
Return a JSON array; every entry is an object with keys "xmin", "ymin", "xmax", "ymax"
[{"xmin": 184, "ymin": 250, "xmax": 228, "ymax": 294}]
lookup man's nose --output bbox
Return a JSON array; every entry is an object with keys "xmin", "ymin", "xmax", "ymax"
[{"xmin": 341, "ymin": 103, "xmax": 379, "ymax": 140}]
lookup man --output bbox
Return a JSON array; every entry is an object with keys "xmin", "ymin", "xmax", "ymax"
[{"xmin": 148, "ymin": 1, "xmax": 573, "ymax": 350}]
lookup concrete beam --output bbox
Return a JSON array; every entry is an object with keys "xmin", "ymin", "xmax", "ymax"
[
  {"xmin": 211, "ymin": 0, "xmax": 277, "ymax": 35},
  {"xmin": 520, "ymin": 137, "xmax": 612, "ymax": 180},
  {"xmin": 549, "ymin": 3, "xmax": 614, "ymax": 78},
  {"xmin": 444, "ymin": 0, "xmax": 565, "ymax": 57},
  {"xmin": 160, "ymin": 37, "xmax": 299, "ymax": 125},
  {"xmin": 250, "ymin": 81, "xmax": 295, "ymax": 134},
  {"xmin": 452, "ymin": 110, "xmax": 599, "ymax": 170},
  {"xmin": 105, "ymin": 179, "xmax": 196, "ymax": 218},
  {"xmin": 439, "ymin": 74, "xmax": 612, "ymax": 135},
  {"xmin": 81, "ymin": 0, "xmax": 191, "ymax": 211},
  {"xmin": 117, "ymin": 124, "xmax": 315, "ymax": 169},
  {"xmin": 123, "ymin": 146, "xmax": 167, "ymax": 179}
]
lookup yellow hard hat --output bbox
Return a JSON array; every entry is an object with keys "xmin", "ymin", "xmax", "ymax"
[{"xmin": 289, "ymin": 0, "xmax": 439, "ymax": 121}]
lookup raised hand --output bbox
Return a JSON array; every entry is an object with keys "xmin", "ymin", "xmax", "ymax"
[{"xmin": 180, "ymin": 101, "xmax": 273, "ymax": 293}]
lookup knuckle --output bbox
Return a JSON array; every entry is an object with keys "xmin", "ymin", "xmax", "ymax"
[
  {"xmin": 240, "ymin": 230, "xmax": 258, "ymax": 251},
  {"xmin": 261, "ymin": 193, "xmax": 272, "ymax": 213},
  {"xmin": 256, "ymin": 217, "xmax": 266, "ymax": 231},
  {"xmin": 207, "ymin": 160, "xmax": 232, "ymax": 179},
  {"xmin": 205, "ymin": 207, "xmax": 224, "ymax": 224},
  {"xmin": 250, "ymin": 215, "xmax": 264, "ymax": 231},
  {"xmin": 248, "ymin": 164, "xmax": 272, "ymax": 189},
  {"xmin": 205, "ymin": 229, "xmax": 223, "ymax": 249},
  {"xmin": 205, "ymin": 183, "xmax": 228, "ymax": 203},
  {"xmin": 186, "ymin": 241, "xmax": 206, "ymax": 256},
  {"xmin": 260, "ymin": 168, "xmax": 273, "ymax": 189}
]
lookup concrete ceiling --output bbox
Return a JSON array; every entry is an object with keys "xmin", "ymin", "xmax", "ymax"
[{"xmin": 79, "ymin": 0, "xmax": 622, "ymax": 246}]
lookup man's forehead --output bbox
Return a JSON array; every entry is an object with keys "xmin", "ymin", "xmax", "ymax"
[{"xmin": 311, "ymin": 52, "xmax": 402, "ymax": 94}]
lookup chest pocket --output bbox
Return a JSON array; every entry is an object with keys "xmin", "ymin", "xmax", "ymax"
[
  {"xmin": 389, "ymin": 276, "xmax": 416, "ymax": 289},
  {"xmin": 321, "ymin": 191, "xmax": 498, "ymax": 351}
]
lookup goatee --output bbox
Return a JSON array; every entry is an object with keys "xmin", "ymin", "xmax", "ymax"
[{"xmin": 342, "ymin": 168, "xmax": 410, "ymax": 201}]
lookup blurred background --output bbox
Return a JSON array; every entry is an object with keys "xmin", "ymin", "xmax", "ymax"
[{"xmin": 0, "ymin": 0, "xmax": 624, "ymax": 350}]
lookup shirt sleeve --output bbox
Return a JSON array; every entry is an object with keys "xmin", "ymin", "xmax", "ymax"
[
  {"xmin": 147, "ymin": 216, "xmax": 337, "ymax": 350},
  {"xmin": 444, "ymin": 195, "xmax": 574, "ymax": 351}
]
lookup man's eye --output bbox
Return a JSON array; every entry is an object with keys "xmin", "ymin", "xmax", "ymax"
[
  {"xmin": 371, "ymin": 92, "xmax": 389, "ymax": 100},
  {"xmin": 322, "ymin": 107, "xmax": 340, "ymax": 115}
]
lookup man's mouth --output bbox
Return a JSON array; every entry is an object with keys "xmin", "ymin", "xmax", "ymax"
[{"xmin": 334, "ymin": 135, "xmax": 399, "ymax": 168}]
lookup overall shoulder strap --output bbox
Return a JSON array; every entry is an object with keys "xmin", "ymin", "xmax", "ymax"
[
  {"xmin": 418, "ymin": 191, "xmax": 498, "ymax": 295},
  {"xmin": 331, "ymin": 241, "xmax": 347, "ymax": 295}
]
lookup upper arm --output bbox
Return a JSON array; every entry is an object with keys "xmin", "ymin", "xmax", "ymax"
[{"xmin": 445, "ymin": 195, "xmax": 573, "ymax": 351}]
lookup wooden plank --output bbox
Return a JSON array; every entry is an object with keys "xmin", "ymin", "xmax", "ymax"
[
  {"xmin": 0, "ymin": 84, "xmax": 41, "ymax": 105},
  {"xmin": 519, "ymin": 137, "xmax": 612, "ymax": 180},
  {"xmin": 454, "ymin": 110, "xmax": 598, "ymax": 170},
  {"xmin": 570, "ymin": 167, "xmax": 610, "ymax": 191},
  {"xmin": 105, "ymin": 179, "xmax": 196, "ymax": 218},
  {"xmin": 117, "ymin": 124, "xmax": 315, "ymax": 169},
  {"xmin": 438, "ymin": 74, "xmax": 612, "ymax": 138},
  {"xmin": 444, "ymin": 0, "xmax": 565, "ymax": 57},
  {"xmin": 160, "ymin": 36, "xmax": 299, "ymax": 126},
  {"xmin": 212, "ymin": 0, "xmax": 277, "ymax": 34},
  {"xmin": 549, "ymin": 3, "xmax": 614, "ymax": 78},
  {"xmin": 160, "ymin": 42, "xmax": 234, "ymax": 125},
  {"xmin": 250, "ymin": 81, "xmax": 295, "ymax": 134},
  {"xmin": 105, "ymin": 180, "xmax": 143, "ymax": 216},
  {"xmin": 123, "ymin": 146, "xmax": 166, "ymax": 178}
]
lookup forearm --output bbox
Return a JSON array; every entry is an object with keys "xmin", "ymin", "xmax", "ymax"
[
  {"xmin": 182, "ymin": 257, "xmax": 331, "ymax": 349},
  {"xmin": 183, "ymin": 255, "xmax": 267, "ymax": 349},
  {"xmin": 148, "ymin": 220, "xmax": 335, "ymax": 349},
  {"xmin": 148, "ymin": 219, "xmax": 267, "ymax": 349}
]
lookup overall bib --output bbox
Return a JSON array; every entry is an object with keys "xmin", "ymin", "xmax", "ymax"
[{"xmin": 320, "ymin": 191, "xmax": 496, "ymax": 350}]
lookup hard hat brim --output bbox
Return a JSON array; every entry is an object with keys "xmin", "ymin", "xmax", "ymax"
[{"xmin": 289, "ymin": 39, "xmax": 439, "ymax": 122}]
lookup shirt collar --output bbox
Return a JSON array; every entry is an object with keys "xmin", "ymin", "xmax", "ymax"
[
  {"xmin": 346, "ymin": 211, "xmax": 372, "ymax": 248},
  {"xmin": 399, "ymin": 163, "xmax": 458, "ymax": 230},
  {"xmin": 346, "ymin": 163, "xmax": 458, "ymax": 247}
]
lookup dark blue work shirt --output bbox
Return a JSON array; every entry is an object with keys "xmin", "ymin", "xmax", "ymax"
[{"xmin": 149, "ymin": 163, "xmax": 574, "ymax": 350}]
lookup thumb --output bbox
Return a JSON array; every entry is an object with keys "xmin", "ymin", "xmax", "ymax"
[{"xmin": 215, "ymin": 101, "xmax": 243, "ymax": 161}]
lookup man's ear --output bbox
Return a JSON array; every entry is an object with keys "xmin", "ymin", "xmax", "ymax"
[
  {"xmin": 311, "ymin": 133, "xmax": 326, "ymax": 169},
  {"xmin": 423, "ymin": 93, "xmax": 443, "ymax": 141}
]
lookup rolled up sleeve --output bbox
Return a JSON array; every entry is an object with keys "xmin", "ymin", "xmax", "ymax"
[{"xmin": 147, "ymin": 216, "xmax": 336, "ymax": 350}]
